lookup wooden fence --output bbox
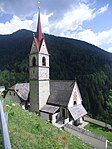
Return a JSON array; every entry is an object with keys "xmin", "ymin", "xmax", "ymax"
[
  {"xmin": 0, "ymin": 100, "xmax": 11, "ymax": 149},
  {"xmin": 84, "ymin": 116, "xmax": 112, "ymax": 130}
]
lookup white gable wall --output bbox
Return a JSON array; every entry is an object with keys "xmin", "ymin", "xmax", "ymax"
[
  {"xmin": 39, "ymin": 81, "xmax": 50, "ymax": 110},
  {"xmin": 75, "ymin": 82, "xmax": 82, "ymax": 105},
  {"xmin": 30, "ymin": 40, "xmax": 37, "ymax": 53},
  {"xmin": 68, "ymin": 82, "xmax": 82, "ymax": 108},
  {"xmin": 39, "ymin": 40, "xmax": 48, "ymax": 54},
  {"xmin": 40, "ymin": 111, "xmax": 49, "ymax": 121}
]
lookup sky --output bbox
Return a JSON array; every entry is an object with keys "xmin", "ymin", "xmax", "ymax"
[{"xmin": 0, "ymin": 0, "xmax": 112, "ymax": 53}]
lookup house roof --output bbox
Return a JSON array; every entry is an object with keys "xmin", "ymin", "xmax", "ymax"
[
  {"xmin": 9, "ymin": 83, "xmax": 29, "ymax": 101},
  {"xmin": 47, "ymin": 80, "xmax": 75, "ymax": 107},
  {"xmin": 8, "ymin": 80, "xmax": 76, "ymax": 105},
  {"xmin": 68, "ymin": 104, "xmax": 87, "ymax": 121},
  {"xmin": 40, "ymin": 104, "xmax": 59, "ymax": 114}
]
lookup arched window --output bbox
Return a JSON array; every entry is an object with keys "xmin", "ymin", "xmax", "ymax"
[
  {"xmin": 42, "ymin": 57, "xmax": 46, "ymax": 66},
  {"xmin": 74, "ymin": 101, "xmax": 76, "ymax": 105},
  {"xmin": 32, "ymin": 57, "xmax": 36, "ymax": 66}
]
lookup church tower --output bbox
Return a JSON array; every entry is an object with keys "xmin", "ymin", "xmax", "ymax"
[{"xmin": 29, "ymin": 8, "xmax": 50, "ymax": 113}]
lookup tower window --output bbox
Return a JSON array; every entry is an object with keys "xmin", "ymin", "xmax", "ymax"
[
  {"xmin": 32, "ymin": 57, "xmax": 36, "ymax": 66},
  {"xmin": 42, "ymin": 57, "xmax": 46, "ymax": 66},
  {"xmin": 74, "ymin": 101, "xmax": 76, "ymax": 105}
]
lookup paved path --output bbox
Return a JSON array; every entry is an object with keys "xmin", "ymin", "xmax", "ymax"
[{"xmin": 53, "ymin": 120, "xmax": 89, "ymax": 129}]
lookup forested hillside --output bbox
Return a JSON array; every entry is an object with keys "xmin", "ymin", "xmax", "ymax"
[{"xmin": 0, "ymin": 29, "xmax": 112, "ymax": 124}]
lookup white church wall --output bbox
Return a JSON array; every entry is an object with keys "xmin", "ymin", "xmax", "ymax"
[
  {"xmin": 68, "ymin": 95, "xmax": 74, "ymax": 108},
  {"xmin": 39, "ymin": 40, "xmax": 48, "ymax": 54},
  {"xmin": 30, "ymin": 40, "xmax": 37, "ymax": 54},
  {"xmin": 52, "ymin": 112, "xmax": 60, "ymax": 124},
  {"xmin": 75, "ymin": 82, "xmax": 82, "ymax": 105},
  {"xmin": 29, "ymin": 54, "xmax": 38, "ymax": 67},
  {"xmin": 39, "ymin": 81, "xmax": 50, "ymax": 110},
  {"xmin": 39, "ymin": 54, "xmax": 49, "ymax": 68},
  {"xmin": 68, "ymin": 82, "xmax": 82, "ymax": 108},
  {"xmin": 0, "ymin": 86, "xmax": 5, "ymax": 95},
  {"xmin": 38, "ymin": 67, "xmax": 49, "ymax": 80}
]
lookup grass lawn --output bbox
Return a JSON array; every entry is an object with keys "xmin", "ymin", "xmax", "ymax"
[
  {"xmin": 84, "ymin": 123, "xmax": 112, "ymax": 142},
  {"xmin": 0, "ymin": 97, "xmax": 92, "ymax": 149}
]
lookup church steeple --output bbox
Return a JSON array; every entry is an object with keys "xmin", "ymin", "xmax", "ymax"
[
  {"xmin": 34, "ymin": 8, "xmax": 43, "ymax": 51},
  {"xmin": 29, "ymin": 4, "xmax": 50, "ymax": 113}
]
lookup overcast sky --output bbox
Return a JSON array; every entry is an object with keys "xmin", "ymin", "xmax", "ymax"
[{"xmin": 0, "ymin": 0, "xmax": 112, "ymax": 53}]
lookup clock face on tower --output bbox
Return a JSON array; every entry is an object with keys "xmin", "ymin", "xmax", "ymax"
[{"xmin": 40, "ymin": 69, "xmax": 48, "ymax": 79}]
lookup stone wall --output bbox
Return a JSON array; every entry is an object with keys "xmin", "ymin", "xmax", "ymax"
[{"xmin": 64, "ymin": 124, "xmax": 107, "ymax": 149}]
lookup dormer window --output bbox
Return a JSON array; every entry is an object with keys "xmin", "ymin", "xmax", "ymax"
[
  {"xmin": 32, "ymin": 57, "xmax": 36, "ymax": 66},
  {"xmin": 42, "ymin": 57, "xmax": 46, "ymax": 66}
]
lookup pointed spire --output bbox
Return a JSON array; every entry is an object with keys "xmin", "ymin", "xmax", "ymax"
[{"xmin": 34, "ymin": 5, "xmax": 43, "ymax": 51}]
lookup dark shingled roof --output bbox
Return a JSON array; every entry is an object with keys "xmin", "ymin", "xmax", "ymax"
[
  {"xmin": 47, "ymin": 80, "xmax": 75, "ymax": 107},
  {"xmin": 68, "ymin": 104, "xmax": 87, "ymax": 120},
  {"xmin": 8, "ymin": 80, "xmax": 75, "ymax": 105},
  {"xmin": 40, "ymin": 104, "xmax": 59, "ymax": 114}
]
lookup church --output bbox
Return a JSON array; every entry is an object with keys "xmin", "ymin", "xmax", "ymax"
[{"xmin": 29, "ymin": 9, "xmax": 87, "ymax": 126}]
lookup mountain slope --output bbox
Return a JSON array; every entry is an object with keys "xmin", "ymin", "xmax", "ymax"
[{"xmin": 0, "ymin": 29, "xmax": 112, "ymax": 124}]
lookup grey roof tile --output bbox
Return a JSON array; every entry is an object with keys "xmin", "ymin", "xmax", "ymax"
[
  {"xmin": 68, "ymin": 104, "xmax": 87, "ymax": 120},
  {"xmin": 40, "ymin": 104, "xmax": 59, "ymax": 114},
  {"xmin": 9, "ymin": 83, "xmax": 29, "ymax": 101},
  {"xmin": 48, "ymin": 80, "xmax": 75, "ymax": 107}
]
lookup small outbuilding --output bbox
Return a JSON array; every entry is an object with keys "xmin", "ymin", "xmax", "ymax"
[{"xmin": 5, "ymin": 83, "xmax": 29, "ymax": 108}]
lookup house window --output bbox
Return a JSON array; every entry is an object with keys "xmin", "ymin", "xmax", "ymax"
[
  {"xmin": 32, "ymin": 57, "xmax": 36, "ymax": 66},
  {"xmin": 9, "ymin": 92, "xmax": 11, "ymax": 95},
  {"xmin": 42, "ymin": 57, "xmax": 46, "ymax": 66},
  {"xmin": 14, "ymin": 92, "xmax": 15, "ymax": 96},
  {"xmin": 56, "ymin": 115, "xmax": 58, "ymax": 120}
]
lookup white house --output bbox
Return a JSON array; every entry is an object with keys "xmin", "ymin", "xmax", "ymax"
[
  {"xmin": 5, "ymin": 83, "xmax": 29, "ymax": 108},
  {"xmin": 0, "ymin": 86, "xmax": 5, "ymax": 96}
]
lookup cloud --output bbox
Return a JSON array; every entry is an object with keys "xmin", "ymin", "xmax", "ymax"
[
  {"xmin": 107, "ymin": 47, "xmax": 112, "ymax": 53},
  {"xmin": 0, "ymin": 0, "xmax": 76, "ymax": 19},
  {"xmin": 0, "ymin": 12, "xmax": 52, "ymax": 34},
  {"xmin": 68, "ymin": 28, "xmax": 112, "ymax": 53},
  {"xmin": 0, "ymin": 1, "xmax": 111, "ymax": 53},
  {"xmin": 89, "ymin": 3, "xmax": 109, "ymax": 19},
  {"xmin": 97, "ymin": 28, "xmax": 112, "ymax": 45},
  {"xmin": 98, "ymin": 4, "xmax": 109, "ymax": 14},
  {"xmin": 31, "ymin": 12, "xmax": 53, "ymax": 34},
  {"xmin": 0, "ymin": 16, "xmax": 33, "ymax": 34},
  {"xmin": 49, "ymin": 2, "xmax": 109, "ymax": 37},
  {"xmin": 0, "ymin": 0, "xmax": 37, "ymax": 19},
  {"xmin": 74, "ymin": 29, "xmax": 99, "ymax": 46},
  {"xmin": 49, "ymin": 3, "xmax": 95, "ymax": 35}
]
